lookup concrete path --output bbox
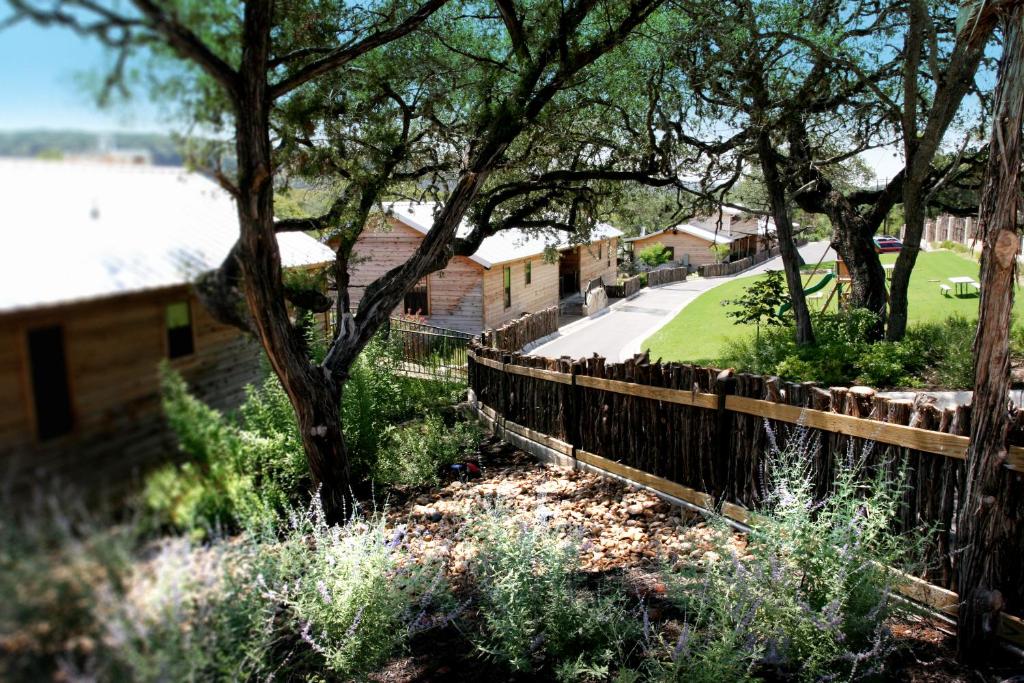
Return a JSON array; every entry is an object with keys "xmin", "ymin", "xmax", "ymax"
[{"xmin": 529, "ymin": 241, "xmax": 833, "ymax": 362}]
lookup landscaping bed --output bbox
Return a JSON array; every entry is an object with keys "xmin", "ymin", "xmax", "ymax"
[{"xmin": 374, "ymin": 439, "xmax": 1021, "ymax": 682}]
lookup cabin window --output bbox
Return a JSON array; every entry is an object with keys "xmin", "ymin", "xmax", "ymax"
[
  {"xmin": 404, "ymin": 278, "xmax": 429, "ymax": 315},
  {"xmin": 607, "ymin": 241, "xmax": 612, "ymax": 266},
  {"xmin": 27, "ymin": 325, "xmax": 74, "ymax": 441},
  {"xmin": 665, "ymin": 246, "xmax": 675, "ymax": 260},
  {"xmin": 525, "ymin": 261, "xmax": 532, "ymax": 285},
  {"xmin": 503, "ymin": 266, "xmax": 512, "ymax": 308},
  {"xmin": 166, "ymin": 301, "xmax": 195, "ymax": 359},
  {"xmin": 597, "ymin": 244, "xmax": 602, "ymax": 260}
]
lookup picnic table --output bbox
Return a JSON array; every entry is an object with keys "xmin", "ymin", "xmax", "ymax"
[{"xmin": 948, "ymin": 276, "xmax": 976, "ymax": 296}]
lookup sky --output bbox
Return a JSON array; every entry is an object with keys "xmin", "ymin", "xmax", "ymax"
[
  {"xmin": 0, "ymin": 19, "xmax": 167, "ymax": 132},
  {"xmin": 0, "ymin": 16, "xmax": 912, "ymax": 179}
]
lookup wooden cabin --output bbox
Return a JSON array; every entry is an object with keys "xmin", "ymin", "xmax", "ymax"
[
  {"xmin": 0, "ymin": 159, "xmax": 334, "ymax": 496},
  {"xmin": 345, "ymin": 202, "xmax": 621, "ymax": 333},
  {"xmin": 624, "ymin": 210, "xmax": 776, "ymax": 267}
]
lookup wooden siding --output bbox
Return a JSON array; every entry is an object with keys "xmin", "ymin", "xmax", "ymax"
[
  {"xmin": 482, "ymin": 255, "xmax": 560, "ymax": 329},
  {"xmin": 577, "ymin": 237, "xmax": 619, "ymax": 288},
  {"xmin": 630, "ymin": 231, "xmax": 719, "ymax": 266},
  {"xmin": 348, "ymin": 218, "xmax": 485, "ymax": 333},
  {"xmin": 0, "ymin": 289, "xmax": 264, "ymax": 497}
]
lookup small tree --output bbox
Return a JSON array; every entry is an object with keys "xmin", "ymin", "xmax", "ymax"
[
  {"xmin": 710, "ymin": 244, "xmax": 731, "ymax": 264},
  {"xmin": 723, "ymin": 270, "xmax": 789, "ymax": 369},
  {"xmin": 636, "ymin": 242, "xmax": 672, "ymax": 267}
]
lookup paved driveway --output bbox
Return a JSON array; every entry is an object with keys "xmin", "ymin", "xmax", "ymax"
[{"xmin": 529, "ymin": 241, "xmax": 833, "ymax": 362}]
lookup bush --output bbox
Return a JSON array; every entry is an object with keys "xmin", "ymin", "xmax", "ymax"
[
  {"xmin": 719, "ymin": 310, "xmax": 979, "ymax": 389},
  {"xmin": 143, "ymin": 370, "xmax": 308, "ymax": 535},
  {"xmin": 148, "ymin": 331, "xmax": 467, "ymax": 534},
  {"xmin": 637, "ymin": 242, "xmax": 673, "ymax": 267},
  {"xmin": 374, "ymin": 413, "xmax": 482, "ymax": 487},
  {"xmin": 5, "ymin": 495, "xmax": 453, "ymax": 681},
  {"xmin": 650, "ymin": 427, "xmax": 915, "ymax": 682},
  {"xmin": 467, "ymin": 505, "xmax": 638, "ymax": 679},
  {"xmin": 0, "ymin": 499, "xmax": 135, "ymax": 681},
  {"xmin": 903, "ymin": 316, "xmax": 976, "ymax": 389}
]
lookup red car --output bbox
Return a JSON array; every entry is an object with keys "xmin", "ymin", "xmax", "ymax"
[{"xmin": 873, "ymin": 235, "xmax": 903, "ymax": 253}]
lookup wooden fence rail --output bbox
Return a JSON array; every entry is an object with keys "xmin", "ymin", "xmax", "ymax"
[{"xmin": 467, "ymin": 342, "xmax": 1024, "ymax": 638}]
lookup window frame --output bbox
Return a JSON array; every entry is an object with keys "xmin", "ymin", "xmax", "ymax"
[
  {"xmin": 503, "ymin": 266, "xmax": 512, "ymax": 309},
  {"xmin": 165, "ymin": 300, "xmax": 196, "ymax": 360}
]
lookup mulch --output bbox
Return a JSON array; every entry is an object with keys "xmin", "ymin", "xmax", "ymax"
[{"xmin": 373, "ymin": 438, "xmax": 1024, "ymax": 682}]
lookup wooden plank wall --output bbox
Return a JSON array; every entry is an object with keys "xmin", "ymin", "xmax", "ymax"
[
  {"xmin": 482, "ymin": 254, "xmax": 560, "ymax": 329},
  {"xmin": 577, "ymin": 237, "xmax": 619, "ymax": 288},
  {"xmin": 630, "ymin": 231, "xmax": 718, "ymax": 267},
  {"xmin": 349, "ymin": 218, "xmax": 486, "ymax": 333},
  {"xmin": 468, "ymin": 342, "xmax": 1024, "ymax": 617},
  {"xmin": 0, "ymin": 290, "xmax": 264, "ymax": 498}
]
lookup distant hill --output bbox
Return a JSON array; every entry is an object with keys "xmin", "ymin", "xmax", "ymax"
[{"xmin": 0, "ymin": 129, "xmax": 184, "ymax": 166}]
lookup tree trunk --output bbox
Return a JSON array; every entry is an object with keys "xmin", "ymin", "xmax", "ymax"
[
  {"xmin": 832, "ymin": 222, "xmax": 888, "ymax": 339},
  {"xmin": 232, "ymin": 0, "xmax": 354, "ymax": 521},
  {"xmin": 758, "ymin": 132, "xmax": 814, "ymax": 345},
  {"xmin": 886, "ymin": 192, "xmax": 924, "ymax": 341},
  {"xmin": 956, "ymin": 5, "xmax": 1024, "ymax": 662}
]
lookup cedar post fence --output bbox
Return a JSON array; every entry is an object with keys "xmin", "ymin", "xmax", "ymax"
[
  {"xmin": 480, "ymin": 306, "xmax": 559, "ymax": 352},
  {"xmin": 466, "ymin": 342, "xmax": 1024, "ymax": 646}
]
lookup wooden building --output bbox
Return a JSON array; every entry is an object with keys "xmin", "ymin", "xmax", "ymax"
[
  {"xmin": 624, "ymin": 210, "xmax": 776, "ymax": 267},
  {"xmin": 346, "ymin": 202, "xmax": 622, "ymax": 333},
  {"xmin": 0, "ymin": 159, "xmax": 334, "ymax": 496}
]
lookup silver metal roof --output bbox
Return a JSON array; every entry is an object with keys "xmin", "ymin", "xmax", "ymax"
[{"xmin": 0, "ymin": 158, "xmax": 335, "ymax": 314}]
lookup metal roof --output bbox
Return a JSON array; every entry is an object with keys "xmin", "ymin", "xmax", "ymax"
[
  {"xmin": 623, "ymin": 222, "xmax": 735, "ymax": 245},
  {"xmin": 0, "ymin": 158, "xmax": 335, "ymax": 314},
  {"xmin": 385, "ymin": 201, "xmax": 624, "ymax": 269}
]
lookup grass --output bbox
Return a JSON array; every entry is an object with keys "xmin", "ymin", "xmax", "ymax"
[{"xmin": 644, "ymin": 250, "xmax": 1021, "ymax": 364}]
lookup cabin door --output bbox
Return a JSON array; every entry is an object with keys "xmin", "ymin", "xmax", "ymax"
[{"xmin": 559, "ymin": 247, "xmax": 581, "ymax": 297}]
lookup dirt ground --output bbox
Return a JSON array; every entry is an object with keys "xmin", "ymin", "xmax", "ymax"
[{"xmin": 375, "ymin": 439, "xmax": 1024, "ymax": 682}]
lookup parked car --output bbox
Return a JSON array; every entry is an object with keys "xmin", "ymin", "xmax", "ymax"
[{"xmin": 873, "ymin": 235, "xmax": 903, "ymax": 253}]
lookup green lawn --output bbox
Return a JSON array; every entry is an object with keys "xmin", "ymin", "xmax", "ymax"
[{"xmin": 644, "ymin": 250, "xmax": 1017, "ymax": 364}]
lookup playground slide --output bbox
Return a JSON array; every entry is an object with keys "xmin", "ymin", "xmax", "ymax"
[{"xmin": 779, "ymin": 272, "xmax": 835, "ymax": 315}]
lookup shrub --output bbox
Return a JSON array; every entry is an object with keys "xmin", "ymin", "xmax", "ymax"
[
  {"xmin": 143, "ymin": 369, "xmax": 307, "ymax": 535},
  {"xmin": 853, "ymin": 339, "xmax": 925, "ymax": 388},
  {"xmin": 650, "ymin": 427, "xmax": 915, "ymax": 682},
  {"xmin": 0, "ymin": 498, "xmax": 135, "ymax": 681},
  {"xmin": 374, "ymin": 413, "xmax": 482, "ymax": 487},
  {"xmin": 718, "ymin": 309, "xmax": 981, "ymax": 389},
  {"xmin": 467, "ymin": 505, "xmax": 638, "ymax": 679},
  {"xmin": 637, "ymin": 242, "xmax": 673, "ymax": 267},
  {"xmin": 148, "ymin": 331, "xmax": 466, "ymax": 534},
  {"xmin": 903, "ymin": 316, "xmax": 976, "ymax": 389}
]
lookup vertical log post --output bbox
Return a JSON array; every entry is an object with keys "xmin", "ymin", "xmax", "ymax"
[{"xmin": 714, "ymin": 369, "xmax": 737, "ymax": 503}]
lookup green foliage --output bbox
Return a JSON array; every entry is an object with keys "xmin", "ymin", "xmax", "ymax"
[
  {"xmin": 467, "ymin": 506, "xmax": 638, "ymax": 678},
  {"xmin": 144, "ymin": 369, "xmax": 308, "ymax": 535},
  {"xmin": 111, "ymin": 507, "xmax": 443, "ymax": 680},
  {"xmin": 637, "ymin": 242, "xmax": 674, "ymax": 267},
  {"xmin": 374, "ymin": 413, "xmax": 481, "ymax": 487},
  {"xmin": 723, "ymin": 270, "xmax": 789, "ymax": 331},
  {"xmin": 903, "ymin": 315, "xmax": 977, "ymax": 389},
  {"xmin": 148, "ymin": 332, "xmax": 467, "ymax": 535},
  {"xmin": 718, "ymin": 308, "xmax": 975, "ymax": 388},
  {"xmin": 651, "ymin": 429, "xmax": 914, "ymax": 682},
  {"xmin": 0, "ymin": 501, "xmax": 135, "ymax": 681},
  {"xmin": 710, "ymin": 244, "xmax": 731, "ymax": 263}
]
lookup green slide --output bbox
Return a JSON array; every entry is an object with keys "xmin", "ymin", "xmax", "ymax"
[{"xmin": 779, "ymin": 272, "xmax": 835, "ymax": 315}]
